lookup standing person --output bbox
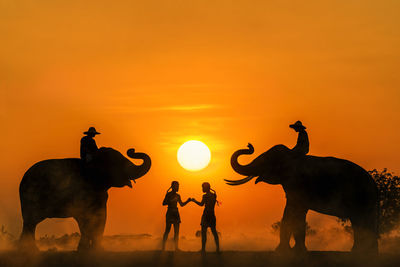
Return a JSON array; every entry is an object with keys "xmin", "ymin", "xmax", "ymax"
[
  {"xmin": 289, "ymin": 121, "xmax": 309, "ymax": 156},
  {"xmin": 192, "ymin": 182, "xmax": 220, "ymax": 253},
  {"xmin": 80, "ymin": 127, "xmax": 100, "ymax": 163},
  {"xmin": 162, "ymin": 181, "xmax": 190, "ymax": 251}
]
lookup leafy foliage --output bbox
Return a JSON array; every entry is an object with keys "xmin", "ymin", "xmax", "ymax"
[{"xmin": 371, "ymin": 169, "xmax": 400, "ymax": 235}]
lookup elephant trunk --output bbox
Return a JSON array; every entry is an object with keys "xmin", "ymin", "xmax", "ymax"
[
  {"xmin": 127, "ymin": 149, "xmax": 152, "ymax": 179},
  {"xmin": 230, "ymin": 143, "xmax": 256, "ymax": 176}
]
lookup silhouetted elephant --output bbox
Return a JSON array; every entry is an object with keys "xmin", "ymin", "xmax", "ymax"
[
  {"xmin": 225, "ymin": 144, "xmax": 378, "ymax": 254},
  {"xmin": 19, "ymin": 147, "xmax": 151, "ymax": 251}
]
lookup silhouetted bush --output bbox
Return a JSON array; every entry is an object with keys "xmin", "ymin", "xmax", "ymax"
[
  {"xmin": 38, "ymin": 232, "xmax": 80, "ymax": 249},
  {"xmin": 0, "ymin": 225, "xmax": 15, "ymax": 249},
  {"xmin": 0, "ymin": 225, "xmax": 15, "ymax": 242},
  {"xmin": 372, "ymin": 169, "xmax": 400, "ymax": 235},
  {"xmin": 0, "ymin": 225, "xmax": 15, "ymax": 241}
]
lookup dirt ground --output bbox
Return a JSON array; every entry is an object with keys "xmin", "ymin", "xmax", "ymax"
[{"xmin": 0, "ymin": 251, "xmax": 399, "ymax": 267}]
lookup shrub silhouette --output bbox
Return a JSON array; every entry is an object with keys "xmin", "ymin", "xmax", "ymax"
[{"xmin": 371, "ymin": 169, "xmax": 400, "ymax": 235}]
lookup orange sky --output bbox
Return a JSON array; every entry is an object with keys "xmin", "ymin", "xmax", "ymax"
[{"xmin": 1, "ymin": 0, "xmax": 400, "ymax": 249}]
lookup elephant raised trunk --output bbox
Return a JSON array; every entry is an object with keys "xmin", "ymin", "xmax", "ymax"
[
  {"xmin": 226, "ymin": 143, "xmax": 258, "ymax": 186},
  {"xmin": 230, "ymin": 143, "xmax": 256, "ymax": 176},
  {"xmin": 127, "ymin": 148, "xmax": 151, "ymax": 179}
]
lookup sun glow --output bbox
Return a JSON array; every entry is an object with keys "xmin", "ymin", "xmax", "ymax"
[{"xmin": 177, "ymin": 140, "xmax": 211, "ymax": 171}]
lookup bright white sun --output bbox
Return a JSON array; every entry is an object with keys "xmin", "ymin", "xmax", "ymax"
[{"xmin": 177, "ymin": 140, "xmax": 211, "ymax": 171}]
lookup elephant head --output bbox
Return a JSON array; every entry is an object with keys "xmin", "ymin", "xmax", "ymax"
[
  {"xmin": 225, "ymin": 143, "xmax": 293, "ymax": 186},
  {"xmin": 93, "ymin": 147, "xmax": 151, "ymax": 189}
]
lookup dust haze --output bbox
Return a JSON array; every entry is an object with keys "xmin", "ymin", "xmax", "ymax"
[{"xmin": 2, "ymin": 213, "xmax": 400, "ymax": 253}]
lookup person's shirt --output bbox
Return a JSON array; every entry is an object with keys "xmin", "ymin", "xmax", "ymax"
[
  {"xmin": 163, "ymin": 192, "xmax": 181, "ymax": 210},
  {"xmin": 80, "ymin": 136, "xmax": 98, "ymax": 160},
  {"xmin": 202, "ymin": 192, "xmax": 217, "ymax": 214},
  {"xmin": 292, "ymin": 129, "xmax": 309, "ymax": 155}
]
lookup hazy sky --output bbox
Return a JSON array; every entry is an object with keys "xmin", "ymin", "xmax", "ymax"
[{"xmin": 1, "ymin": 0, "xmax": 399, "ymax": 249}]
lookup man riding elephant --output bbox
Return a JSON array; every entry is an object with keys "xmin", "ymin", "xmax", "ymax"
[
  {"xmin": 19, "ymin": 145, "xmax": 151, "ymax": 251},
  {"xmin": 290, "ymin": 121, "xmax": 309, "ymax": 156},
  {"xmin": 80, "ymin": 127, "xmax": 100, "ymax": 163},
  {"xmin": 226, "ymin": 132, "xmax": 379, "ymax": 253}
]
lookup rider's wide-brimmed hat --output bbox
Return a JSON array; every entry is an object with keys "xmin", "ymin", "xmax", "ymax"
[
  {"xmin": 84, "ymin": 127, "xmax": 101, "ymax": 135},
  {"xmin": 289, "ymin": 121, "xmax": 306, "ymax": 130}
]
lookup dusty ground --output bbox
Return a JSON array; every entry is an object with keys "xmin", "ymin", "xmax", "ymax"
[{"xmin": 0, "ymin": 251, "xmax": 399, "ymax": 267}]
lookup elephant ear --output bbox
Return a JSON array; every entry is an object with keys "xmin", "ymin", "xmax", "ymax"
[
  {"xmin": 83, "ymin": 148, "xmax": 113, "ymax": 188},
  {"xmin": 252, "ymin": 144, "xmax": 292, "ymax": 173},
  {"xmin": 264, "ymin": 145, "xmax": 297, "ymax": 179},
  {"xmin": 88, "ymin": 147, "xmax": 133, "ymax": 189}
]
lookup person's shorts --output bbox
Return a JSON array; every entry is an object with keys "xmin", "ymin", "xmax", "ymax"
[
  {"xmin": 201, "ymin": 213, "xmax": 216, "ymax": 228},
  {"xmin": 166, "ymin": 208, "xmax": 181, "ymax": 224}
]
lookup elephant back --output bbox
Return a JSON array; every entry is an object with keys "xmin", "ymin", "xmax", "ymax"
[{"xmin": 20, "ymin": 158, "xmax": 88, "ymax": 201}]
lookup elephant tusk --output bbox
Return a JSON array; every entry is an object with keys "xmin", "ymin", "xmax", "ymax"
[{"xmin": 224, "ymin": 176, "xmax": 255, "ymax": 186}]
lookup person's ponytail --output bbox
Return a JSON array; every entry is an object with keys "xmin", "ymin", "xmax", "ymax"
[{"xmin": 210, "ymin": 188, "xmax": 220, "ymax": 206}]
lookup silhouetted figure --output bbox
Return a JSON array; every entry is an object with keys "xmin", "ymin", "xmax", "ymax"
[
  {"xmin": 225, "ymin": 143, "xmax": 378, "ymax": 254},
  {"xmin": 162, "ymin": 181, "xmax": 190, "ymax": 251},
  {"xmin": 19, "ymin": 147, "xmax": 151, "ymax": 251},
  {"xmin": 80, "ymin": 127, "xmax": 100, "ymax": 163},
  {"xmin": 289, "ymin": 121, "xmax": 309, "ymax": 155},
  {"xmin": 192, "ymin": 182, "xmax": 220, "ymax": 253}
]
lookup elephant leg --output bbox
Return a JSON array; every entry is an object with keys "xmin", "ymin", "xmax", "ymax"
[
  {"xmin": 19, "ymin": 217, "xmax": 42, "ymax": 252},
  {"xmin": 91, "ymin": 208, "xmax": 107, "ymax": 250},
  {"xmin": 351, "ymin": 213, "xmax": 378, "ymax": 254},
  {"xmin": 76, "ymin": 206, "xmax": 106, "ymax": 251},
  {"xmin": 276, "ymin": 199, "xmax": 296, "ymax": 253},
  {"xmin": 76, "ymin": 218, "xmax": 91, "ymax": 251},
  {"xmin": 292, "ymin": 209, "xmax": 308, "ymax": 253}
]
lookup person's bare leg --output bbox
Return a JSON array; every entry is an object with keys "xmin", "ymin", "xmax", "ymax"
[
  {"xmin": 211, "ymin": 226, "xmax": 220, "ymax": 253},
  {"xmin": 201, "ymin": 226, "xmax": 207, "ymax": 253},
  {"xmin": 173, "ymin": 223, "xmax": 180, "ymax": 251},
  {"xmin": 162, "ymin": 223, "xmax": 172, "ymax": 251}
]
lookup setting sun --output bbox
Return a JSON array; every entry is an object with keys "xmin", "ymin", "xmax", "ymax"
[{"xmin": 177, "ymin": 140, "xmax": 211, "ymax": 171}]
